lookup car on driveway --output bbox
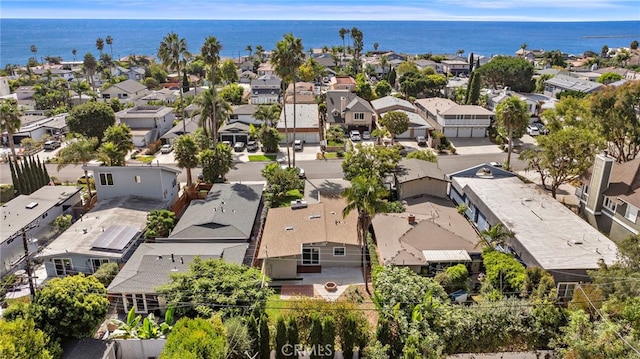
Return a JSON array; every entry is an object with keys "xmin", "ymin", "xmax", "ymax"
[
  {"xmin": 362, "ymin": 130, "xmax": 371, "ymax": 140},
  {"xmin": 233, "ymin": 142, "xmax": 246, "ymax": 152},
  {"xmin": 534, "ymin": 122, "xmax": 549, "ymax": 135},
  {"xmin": 294, "ymin": 139, "xmax": 303, "ymax": 151},
  {"xmin": 246, "ymin": 140, "xmax": 258, "ymax": 152},
  {"xmin": 43, "ymin": 140, "xmax": 61, "ymax": 150},
  {"xmin": 416, "ymin": 136, "xmax": 427, "ymax": 147},
  {"xmin": 526, "ymin": 125, "xmax": 540, "ymax": 136},
  {"xmin": 349, "ymin": 130, "xmax": 361, "ymax": 141},
  {"xmin": 160, "ymin": 144, "xmax": 173, "ymax": 154}
]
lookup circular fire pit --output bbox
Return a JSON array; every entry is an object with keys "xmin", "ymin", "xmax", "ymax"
[{"xmin": 324, "ymin": 281, "xmax": 338, "ymax": 292}]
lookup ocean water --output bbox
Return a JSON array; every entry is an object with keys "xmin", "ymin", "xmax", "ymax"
[{"xmin": 1, "ymin": 19, "xmax": 639, "ymax": 67}]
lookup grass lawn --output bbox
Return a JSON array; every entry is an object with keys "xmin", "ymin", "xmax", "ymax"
[
  {"xmin": 136, "ymin": 155, "xmax": 155, "ymax": 164},
  {"xmin": 248, "ymin": 154, "xmax": 278, "ymax": 162},
  {"xmin": 265, "ymin": 293, "xmax": 286, "ymax": 319}
]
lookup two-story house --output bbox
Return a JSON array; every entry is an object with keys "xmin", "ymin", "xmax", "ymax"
[
  {"xmin": 113, "ymin": 66, "xmax": 146, "ymax": 81},
  {"xmin": 578, "ymin": 153, "xmax": 640, "ymax": 242},
  {"xmin": 543, "ymin": 73, "xmax": 603, "ymax": 98},
  {"xmin": 441, "ymin": 60, "xmax": 470, "ymax": 76},
  {"xmin": 370, "ymin": 96, "xmax": 432, "ymax": 139},
  {"xmin": 329, "ymin": 76, "xmax": 357, "ymax": 91},
  {"xmin": 101, "ymin": 79, "xmax": 149, "ymax": 102},
  {"xmin": 116, "ymin": 105, "xmax": 175, "ymax": 147},
  {"xmin": 325, "ymin": 90, "xmax": 375, "ymax": 133},
  {"xmin": 278, "ymin": 103, "xmax": 321, "ymax": 144},
  {"xmin": 415, "ymin": 98, "xmax": 493, "ymax": 138},
  {"xmin": 250, "ymin": 76, "xmax": 281, "ymax": 105}
]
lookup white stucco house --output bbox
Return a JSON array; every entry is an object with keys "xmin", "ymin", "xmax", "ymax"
[{"xmin": 116, "ymin": 105, "xmax": 175, "ymax": 147}]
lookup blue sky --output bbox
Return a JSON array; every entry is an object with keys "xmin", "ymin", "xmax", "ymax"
[{"xmin": 2, "ymin": 0, "xmax": 639, "ymax": 21}]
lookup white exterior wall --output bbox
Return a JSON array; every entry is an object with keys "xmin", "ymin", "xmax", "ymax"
[{"xmin": 91, "ymin": 167, "xmax": 179, "ymax": 205}]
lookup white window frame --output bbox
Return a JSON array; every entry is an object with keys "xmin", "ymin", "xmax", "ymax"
[
  {"xmin": 91, "ymin": 258, "xmax": 110, "ymax": 272},
  {"xmin": 53, "ymin": 258, "xmax": 73, "ymax": 276},
  {"xmin": 333, "ymin": 247, "xmax": 346, "ymax": 256},
  {"xmin": 302, "ymin": 247, "xmax": 320, "ymax": 265},
  {"xmin": 625, "ymin": 204, "xmax": 638, "ymax": 223},
  {"xmin": 99, "ymin": 173, "xmax": 114, "ymax": 186},
  {"xmin": 134, "ymin": 175, "xmax": 141, "ymax": 183},
  {"xmin": 603, "ymin": 197, "xmax": 617, "ymax": 212}
]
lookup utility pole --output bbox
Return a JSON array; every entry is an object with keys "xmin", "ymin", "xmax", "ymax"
[{"xmin": 21, "ymin": 225, "xmax": 37, "ymax": 300}]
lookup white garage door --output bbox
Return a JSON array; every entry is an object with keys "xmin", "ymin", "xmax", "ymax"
[
  {"xmin": 457, "ymin": 127, "xmax": 472, "ymax": 137},
  {"xmin": 472, "ymin": 127, "xmax": 486, "ymax": 138},
  {"xmin": 444, "ymin": 128, "xmax": 457, "ymax": 138}
]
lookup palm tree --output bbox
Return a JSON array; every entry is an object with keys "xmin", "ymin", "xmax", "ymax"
[
  {"xmin": 193, "ymin": 89, "xmax": 231, "ymax": 140},
  {"xmin": 72, "ymin": 80, "xmax": 91, "ymax": 103},
  {"xmin": 83, "ymin": 52, "xmax": 97, "ymax": 89},
  {"xmin": 476, "ymin": 224, "xmax": 515, "ymax": 250},
  {"xmin": 255, "ymin": 45, "xmax": 265, "ymax": 62},
  {"xmin": 496, "ymin": 96, "xmax": 529, "ymax": 169},
  {"xmin": 271, "ymin": 33, "xmax": 304, "ymax": 167},
  {"xmin": 0, "ymin": 99, "xmax": 23, "ymax": 162},
  {"xmin": 200, "ymin": 36, "xmax": 222, "ymax": 144},
  {"xmin": 245, "ymin": 44, "xmax": 252, "ymax": 58},
  {"xmin": 30, "ymin": 45, "xmax": 38, "ymax": 65},
  {"xmin": 158, "ymin": 32, "xmax": 191, "ymax": 133},
  {"xmin": 57, "ymin": 136, "xmax": 99, "ymax": 199},
  {"xmin": 254, "ymin": 104, "xmax": 281, "ymax": 128},
  {"xmin": 72, "ymin": 48, "xmax": 77, "ymax": 61},
  {"xmin": 343, "ymin": 176, "xmax": 388, "ymax": 292},
  {"xmin": 105, "ymin": 35, "xmax": 114, "ymax": 59},
  {"xmin": 339, "ymin": 28, "xmax": 349, "ymax": 68},
  {"xmin": 173, "ymin": 134, "xmax": 199, "ymax": 187}
]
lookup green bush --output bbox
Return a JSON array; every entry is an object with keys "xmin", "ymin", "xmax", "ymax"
[
  {"xmin": 1, "ymin": 184, "xmax": 15, "ymax": 204},
  {"xmin": 145, "ymin": 140, "xmax": 162, "ymax": 155},
  {"xmin": 387, "ymin": 201, "xmax": 405, "ymax": 213}
]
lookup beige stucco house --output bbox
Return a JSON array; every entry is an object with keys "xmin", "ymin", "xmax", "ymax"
[{"xmin": 257, "ymin": 196, "xmax": 361, "ymax": 280}]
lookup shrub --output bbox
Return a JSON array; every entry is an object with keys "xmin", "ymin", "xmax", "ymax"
[
  {"xmin": 1, "ymin": 184, "xmax": 15, "ymax": 204},
  {"xmin": 387, "ymin": 201, "xmax": 405, "ymax": 213},
  {"xmin": 145, "ymin": 140, "xmax": 162, "ymax": 155},
  {"xmin": 92, "ymin": 262, "xmax": 120, "ymax": 287},
  {"xmin": 456, "ymin": 203, "xmax": 468, "ymax": 215},
  {"xmin": 53, "ymin": 214, "xmax": 73, "ymax": 232},
  {"xmin": 336, "ymin": 150, "xmax": 344, "ymax": 157}
]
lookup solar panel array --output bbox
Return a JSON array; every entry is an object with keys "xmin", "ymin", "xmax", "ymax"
[{"xmin": 92, "ymin": 225, "xmax": 139, "ymax": 252}]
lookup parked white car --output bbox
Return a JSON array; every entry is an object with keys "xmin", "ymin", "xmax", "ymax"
[
  {"xmin": 349, "ymin": 130, "xmax": 361, "ymax": 141},
  {"xmin": 526, "ymin": 125, "xmax": 540, "ymax": 136}
]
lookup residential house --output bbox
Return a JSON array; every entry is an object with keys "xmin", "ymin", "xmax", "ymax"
[
  {"xmin": 370, "ymin": 96, "xmax": 432, "ymax": 139},
  {"xmin": 372, "ymin": 195, "xmax": 481, "ymax": 276},
  {"xmin": 394, "ymin": 159, "xmax": 448, "ymax": 200},
  {"xmin": 160, "ymin": 116, "xmax": 199, "ymax": 144},
  {"xmin": 257, "ymin": 62, "xmax": 276, "ymax": 77},
  {"xmin": 414, "ymin": 59, "xmax": 441, "ymax": 73},
  {"xmin": 443, "ymin": 76, "xmax": 468, "ymax": 99},
  {"xmin": 36, "ymin": 196, "xmax": 167, "ymax": 278},
  {"xmin": 257, "ymin": 195, "xmax": 361, "ymax": 280},
  {"xmin": 285, "ymin": 82, "xmax": 316, "ymax": 104},
  {"xmin": 85, "ymin": 165, "xmax": 181, "ymax": 207},
  {"xmin": 161, "ymin": 183, "xmax": 264, "ymax": 244},
  {"xmin": 250, "ymin": 76, "xmax": 281, "ymax": 105},
  {"xmin": 543, "ymin": 73, "xmax": 603, "ymax": 98},
  {"xmin": 113, "ymin": 66, "xmax": 146, "ymax": 81},
  {"xmin": 116, "ymin": 105, "xmax": 175, "ymax": 147},
  {"xmin": 415, "ymin": 98, "xmax": 493, "ymax": 138},
  {"xmin": 229, "ymin": 104, "xmax": 260, "ymax": 125},
  {"xmin": 278, "ymin": 103, "xmax": 321, "ymax": 144},
  {"xmin": 329, "ymin": 76, "xmax": 357, "ymax": 91},
  {"xmin": 219, "ymin": 122, "xmax": 251, "ymax": 145},
  {"xmin": 448, "ymin": 164, "xmax": 618, "ymax": 284},
  {"xmin": 107, "ymin": 242, "xmax": 247, "ymax": 314},
  {"xmin": 101, "ymin": 79, "xmax": 149, "ymax": 102},
  {"xmin": 139, "ymin": 88, "xmax": 177, "ymax": 106},
  {"xmin": 487, "ymin": 88, "xmax": 556, "ymax": 117},
  {"xmin": 12, "ymin": 113, "xmax": 68, "ymax": 143},
  {"xmin": 578, "ymin": 153, "xmax": 640, "ymax": 242},
  {"xmin": 33, "ymin": 67, "xmax": 75, "ymax": 81},
  {"xmin": 441, "ymin": 60, "xmax": 470, "ymax": 76},
  {"xmin": 325, "ymin": 90, "xmax": 375, "ymax": 132},
  {"xmin": 1, "ymin": 186, "xmax": 81, "ymax": 276},
  {"xmin": 15, "ymin": 86, "xmax": 35, "ymax": 101}
]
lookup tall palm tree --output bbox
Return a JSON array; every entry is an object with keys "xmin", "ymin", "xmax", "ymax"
[
  {"xmin": 72, "ymin": 48, "xmax": 77, "ymax": 61},
  {"xmin": 83, "ymin": 52, "xmax": 97, "ymax": 89},
  {"xmin": 255, "ymin": 45, "xmax": 265, "ymax": 62},
  {"xmin": 254, "ymin": 104, "xmax": 281, "ymax": 128},
  {"xmin": 158, "ymin": 32, "xmax": 191, "ymax": 133},
  {"xmin": 343, "ymin": 176, "xmax": 388, "ymax": 292},
  {"xmin": 173, "ymin": 134, "xmax": 199, "ymax": 187},
  {"xmin": 496, "ymin": 97, "xmax": 529, "ymax": 169},
  {"xmin": 245, "ymin": 44, "xmax": 252, "ymax": 58},
  {"xmin": 193, "ymin": 89, "xmax": 231, "ymax": 140},
  {"xmin": 476, "ymin": 224, "xmax": 515, "ymax": 250},
  {"xmin": 0, "ymin": 99, "xmax": 23, "ymax": 162},
  {"xmin": 105, "ymin": 36, "xmax": 114, "ymax": 59},
  {"xmin": 271, "ymin": 33, "xmax": 304, "ymax": 167},
  {"xmin": 201, "ymin": 36, "xmax": 222, "ymax": 144},
  {"xmin": 30, "ymin": 45, "xmax": 38, "ymax": 65},
  {"xmin": 96, "ymin": 37, "xmax": 104, "ymax": 55},
  {"xmin": 57, "ymin": 136, "xmax": 98, "ymax": 199},
  {"xmin": 339, "ymin": 28, "xmax": 349, "ymax": 68}
]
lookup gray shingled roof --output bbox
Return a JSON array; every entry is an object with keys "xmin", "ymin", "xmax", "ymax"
[
  {"xmin": 395, "ymin": 158, "xmax": 448, "ymax": 183},
  {"xmin": 545, "ymin": 74, "xmax": 603, "ymax": 93},
  {"xmin": 167, "ymin": 183, "xmax": 263, "ymax": 241},
  {"xmin": 107, "ymin": 242, "xmax": 248, "ymax": 293}
]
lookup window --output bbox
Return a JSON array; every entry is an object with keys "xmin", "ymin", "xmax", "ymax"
[
  {"xmin": 99, "ymin": 173, "xmax": 114, "ymax": 186},
  {"xmin": 125, "ymin": 294, "xmax": 147, "ymax": 313},
  {"xmin": 557, "ymin": 282, "xmax": 577, "ymax": 300},
  {"xmin": 354, "ymin": 112, "xmax": 365, "ymax": 120},
  {"xmin": 53, "ymin": 258, "xmax": 73, "ymax": 276},
  {"xmin": 134, "ymin": 175, "xmax": 141, "ymax": 183},
  {"xmin": 625, "ymin": 205, "xmax": 638, "ymax": 223},
  {"xmin": 302, "ymin": 247, "xmax": 320, "ymax": 265},
  {"xmin": 333, "ymin": 247, "xmax": 346, "ymax": 256},
  {"xmin": 91, "ymin": 258, "xmax": 110, "ymax": 272},
  {"xmin": 603, "ymin": 197, "xmax": 617, "ymax": 212}
]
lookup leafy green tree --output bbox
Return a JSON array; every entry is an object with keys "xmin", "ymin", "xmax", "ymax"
[
  {"xmin": 495, "ymin": 96, "xmax": 529, "ymax": 169},
  {"xmin": 97, "ymin": 141, "xmax": 121, "ymax": 166},
  {"xmin": 92, "ymin": 262, "xmax": 119, "ymax": 287},
  {"xmin": 275, "ymin": 316, "xmax": 288, "ymax": 359},
  {"xmin": 0, "ymin": 318, "xmax": 60, "ymax": 359},
  {"xmin": 220, "ymin": 59, "xmax": 239, "ymax": 84},
  {"xmin": 157, "ymin": 257, "xmax": 273, "ymax": 318},
  {"xmin": 597, "ymin": 72, "xmax": 623, "ymax": 84},
  {"xmin": 476, "ymin": 56, "xmax": 534, "ymax": 92},
  {"xmin": 30, "ymin": 274, "xmax": 109, "ymax": 341},
  {"xmin": 375, "ymin": 80, "xmax": 393, "ymax": 98},
  {"xmin": 322, "ymin": 316, "xmax": 336, "ymax": 359},
  {"xmin": 396, "ymin": 61, "xmax": 418, "ymax": 78},
  {"xmin": 0, "ymin": 98, "xmax": 23, "ymax": 161},
  {"xmin": 259, "ymin": 314, "xmax": 271, "ymax": 359},
  {"xmin": 83, "ymin": 52, "xmax": 97, "ymax": 88},
  {"xmin": 173, "ymin": 134, "xmax": 199, "ymax": 187},
  {"xmin": 542, "ymin": 95, "xmax": 590, "ymax": 131},
  {"xmin": 466, "ymin": 71, "xmax": 482, "ymax": 105},
  {"xmin": 434, "ymin": 263, "xmax": 469, "ymax": 293},
  {"xmin": 589, "ymin": 234, "xmax": 640, "ymax": 301},
  {"xmin": 67, "ymin": 102, "xmax": 115, "ymax": 142},
  {"xmin": 406, "ymin": 149, "xmax": 437, "ymax": 163},
  {"xmin": 160, "ymin": 317, "xmax": 228, "ymax": 359},
  {"xmin": 198, "ymin": 142, "xmax": 233, "ymax": 183},
  {"xmin": 56, "ymin": 136, "xmax": 98, "ymax": 198},
  {"xmin": 355, "ymin": 73, "xmax": 373, "ymax": 100},
  {"xmin": 520, "ymin": 127, "xmax": 602, "ymax": 198},
  {"xmin": 224, "ymin": 316, "xmax": 252, "ymax": 359},
  {"xmin": 379, "ymin": 111, "xmax": 409, "ymax": 143},
  {"xmin": 476, "ymin": 223, "xmax": 514, "ymax": 250},
  {"xmin": 342, "ymin": 144, "xmax": 401, "ymax": 182},
  {"xmin": 144, "ymin": 209, "xmax": 177, "ymax": 240},
  {"xmin": 101, "ymin": 123, "xmax": 134, "ymax": 166},
  {"xmin": 481, "ymin": 249, "xmax": 526, "ymax": 298},
  {"xmin": 219, "ymin": 83, "xmax": 244, "ymax": 105},
  {"xmin": 261, "ymin": 162, "xmax": 304, "ymax": 207},
  {"xmin": 271, "ymin": 33, "xmax": 304, "ymax": 167},
  {"xmin": 589, "ymin": 81, "xmax": 640, "ymax": 162},
  {"xmin": 52, "ymin": 214, "xmax": 72, "ymax": 232}
]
